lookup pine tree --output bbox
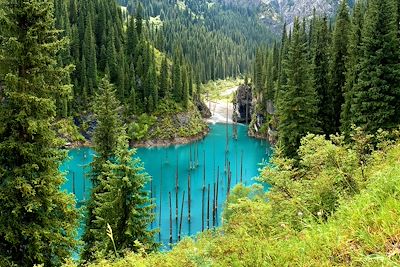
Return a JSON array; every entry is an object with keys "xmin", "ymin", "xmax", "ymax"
[
  {"xmin": 346, "ymin": 0, "xmax": 400, "ymax": 134},
  {"xmin": 276, "ymin": 23, "xmax": 289, "ymax": 104},
  {"xmin": 0, "ymin": 1, "xmax": 79, "ymax": 265},
  {"xmin": 159, "ymin": 56, "xmax": 169, "ymax": 99},
  {"xmin": 136, "ymin": 3, "xmax": 144, "ymax": 37},
  {"xmin": 341, "ymin": 1, "xmax": 365, "ymax": 134},
  {"xmin": 254, "ymin": 49, "xmax": 264, "ymax": 94},
  {"xmin": 83, "ymin": 11, "xmax": 97, "ymax": 95},
  {"xmin": 182, "ymin": 66, "xmax": 190, "ymax": 108},
  {"xmin": 329, "ymin": 0, "xmax": 350, "ymax": 134},
  {"xmin": 82, "ymin": 76, "xmax": 123, "ymax": 261},
  {"xmin": 126, "ymin": 16, "xmax": 137, "ymax": 58},
  {"xmin": 92, "ymin": 136, "xmax": 158, "ymax": 255},
  {"xmin": 172, "ymin": 60, "xmax": 182, "ymax": 101},
  {"xmin": 312, "ymin": 17, "xmax": 331, "ymax": 135},
  {"xmin": 146, "ymin": 63, "xmax": 158, "ymax": 113},
  {"xmin": 278, "ymin": 18, "xmax": 319, "ymax": 158}
]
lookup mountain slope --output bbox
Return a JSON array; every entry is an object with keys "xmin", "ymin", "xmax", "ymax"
[{"xmin": 221, "ymin": 0, "xmax": 354, "ymax": 32}]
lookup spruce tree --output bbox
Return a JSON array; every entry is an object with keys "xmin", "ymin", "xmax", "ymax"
[
  {"xmin": 92, "ymin": 136, "xmax": 157, "ymax": 255},
  {"xmin": 341, "ymin": 1, "xmax": 365, "ymax": 134},
  {"xmin": 275, "ymin": 23, "xmax": 289, "ymax": 104},
  {"xmin": 182, "ymin": 66, "xmax": 190, "ymax": 108},
  {"xmin": 329, "ymin": 0, "xmax": 350, "ymax": 134},
  {"xmin": 278, "ymin": 18, "xmax": 319, "ymax": 158},
  {"xmin": 81, "ymin": 76, "xmax": 123, "ymax": 261},
  {"xmin": 312, "ymin": 17, "xmax": 331, "ymax": 135},
  {"xmin": 172, "ymin": 60, "xmax": 182, "ymax": 102},
  {"xmin": 159, "ymin": 57, "xmax": 169, "ymax": 99},
  {"xmin": 136, "ymin": 3, "xmax": 143, "ymax": 37},
  {"xmin": 254, "ymin": 49, "xmax": 264, "ymax": 94},
  {"xmin": 0, "ymin": 1, "xmax": 79, "ymax": 265},
  {"xmin": 347, "ymin": 0, "xmax": 400, "ymax": 134}
]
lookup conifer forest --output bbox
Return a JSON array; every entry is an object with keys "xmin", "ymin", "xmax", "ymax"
[{"xmin": 1, "ymin": 0, "xmax": 400, "ymax": 266}]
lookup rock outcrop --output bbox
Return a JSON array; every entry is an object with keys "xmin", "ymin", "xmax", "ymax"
[
  {"xmin": 234, "ymin": 84, "xmax": 253, "ymax": 124},
  {"xmin": 194, "ymin": 97, "xmax": 212, "ymax": 119},
  {"xmin": 219, "ymin": 0, "xmax": 354, "ymax": 33}
]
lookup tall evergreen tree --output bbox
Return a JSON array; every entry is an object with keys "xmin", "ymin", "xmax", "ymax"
[
  {"xmin": 159, "ymin": 57, "xmax": 169, "ymax": 99},
  {"xmin": 278, "ymin": 18, "xmax": 319, "ymax": 158},
  {"xmin": 136, "ymin": 3, "xmax": 143, "ymax": 37},
  {"xmin": 92, "ymin": 136, "xmax": 157, "ymax": 255},
  {"xmin": 182, "ymin": 66, "xmax": 189, "ymax": 108},
  {"xmin": 172, "ymin": 60, "xmax": 182, "ymax": 102},
  {"xmin": 82, "ymin": 76, "xmax": 123, "ymax": 261},
  {"xmin": 341, "ymin": 1, "xmax": 365, "ymax": 134},
  {"xmin": 329, "ymin": 0, "xmax": 350, "ymax": 134},
  {"xmin": 346, "ymin": 0, "xmax": 400, "ymax": 134},
  {"xmin": 312, "ymin": 17, "xmax": 331, "ymax": 135},
  {"xmin": 0, "ymin": 1, "xmax": 79, "ymax": 265}
]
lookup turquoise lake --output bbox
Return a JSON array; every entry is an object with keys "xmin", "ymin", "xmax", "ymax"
[{"xmin": 61, "ymin": 123, "xmax": 272, "ymax": 249}]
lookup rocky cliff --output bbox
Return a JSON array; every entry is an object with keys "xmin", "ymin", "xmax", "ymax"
[{"xmin": 220, "ymin": 0, "xmax": 354, "ymax": 33}]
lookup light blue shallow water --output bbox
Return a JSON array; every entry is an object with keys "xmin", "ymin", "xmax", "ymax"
[{"xmin": 61, "ymin": 123, "xmax": 272, "ymax": 249}]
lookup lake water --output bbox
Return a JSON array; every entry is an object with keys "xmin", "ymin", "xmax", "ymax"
[{"xmin": 60, "ymin": 123, "xmax": 272, "ymax": 249}]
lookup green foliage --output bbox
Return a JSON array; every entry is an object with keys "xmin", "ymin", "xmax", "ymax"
[
  {"xmin": 148, "ymin": 102, "xmax": 207, "ymax": 141},
  {"xmin": 0, "ymin": 0, "xmax": 79, "ymax": 265},
  {"xmin": 312, "ymin": 16, "xmax": 331, "ymax": 136},
  {"xmin": 278, "ymin": 18, "xmax": 319, "ymax": 158},
  {"xmin": 65, "ymin": 131, "xmax": 400, "ymax": 267},
  {"xmin": 128, "ymin": 114, "xmax": 157, "ymax": 141},
  {"xmin": 82, "ymin": 76, "xmax": 125, "ymax": 261},
  {"xmin": 201, "ymin": 78, "xmax": 243, "ymax": 101},
  {"xmin": 54, "ymin": 118, "xmax": 86, "ymax": 143},
  {"xmin": 329, "ymin": 0, "xmax": 350, "ymax": 134},
  {"xmin": 344, "ymin": 0, "xmax": 400, "ymax": 135},
  {"xmin": 90, "ymin": 139, "xmax": 158, "ymax": 258},
  {"xmin": 82, "ymin": 77, "xmax": 156, "ymax": 262}
]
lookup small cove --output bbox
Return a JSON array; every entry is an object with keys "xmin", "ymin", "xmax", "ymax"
[{"xmin": 60, "ymin": 123, "xmax": 272, "ymax": 249}]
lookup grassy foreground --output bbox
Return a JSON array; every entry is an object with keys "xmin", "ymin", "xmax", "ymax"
[{"xmin": 66, "ymin": 131, "xmax": 400, "ymax": 266}]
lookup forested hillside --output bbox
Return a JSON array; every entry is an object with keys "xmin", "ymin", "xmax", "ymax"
[
  {"xmin": 53, "ymin": 0, "xmax": 193, "ymax": 117},
  {"xmin": 2, "ymin": 0, "xmax": 400, "ymax": 266},
  {"xmin": 117, "ymin": 0, "xmax": 275, "ymax": 82},
  {"xmin": 251, "ymin": 0, "xmax": 400, "ymax": 157}
]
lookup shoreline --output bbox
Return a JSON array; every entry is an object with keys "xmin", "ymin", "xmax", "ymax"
[
  {"xmin": 64, "ymin": 127, "xmax": 211, "ymax": 149},
  {"xmin": 130, "ymin": 127, "xmax": 210, "ymax": 148},
  {"xmin": 64, "ymin": 122, "xmax": 272, "ymax": 150}
]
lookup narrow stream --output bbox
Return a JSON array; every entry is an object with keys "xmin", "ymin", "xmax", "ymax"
[{"xmin": 61, "ymin": 123, "xmax": 272, "ymax": 249}]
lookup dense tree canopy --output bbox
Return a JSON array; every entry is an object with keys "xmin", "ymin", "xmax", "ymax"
[
  {"xmin": 0, "ymin": 0, "xmax": 79, "ymax": 265},
  {"xmin": 253, "ymin": 0, "xmax": 400, "ymax": 157}
]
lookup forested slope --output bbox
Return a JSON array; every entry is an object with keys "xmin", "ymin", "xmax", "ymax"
[
  {"xmin": 118, "ymin": 0, "xmax": 275, "ymax": 82},
  {"xmin": 250, "ymin": 0, "xmax": 400, "ymax": 157}
]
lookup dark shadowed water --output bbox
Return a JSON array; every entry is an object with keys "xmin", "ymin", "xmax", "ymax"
[{"xmin": 61, "ymin": 123, "xmax": 272, "ymax": 249}]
